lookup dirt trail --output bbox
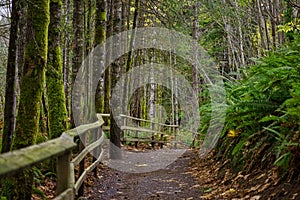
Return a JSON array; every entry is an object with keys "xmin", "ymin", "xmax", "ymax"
[{"xmin": 83, "ymin": 150, "xmax": 203, "ymax": 200}]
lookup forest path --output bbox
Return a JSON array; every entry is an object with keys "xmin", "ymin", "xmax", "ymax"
[{"xmin": 83, "ymin": 149, "xmax": 203, "ymax": 200}]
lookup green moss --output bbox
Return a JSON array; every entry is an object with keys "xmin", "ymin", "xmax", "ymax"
[
  {"xmin": 94, "ymin": 1, "xmax": 107, "ymax": 116},
  {"xmin": 46, "ymin": 0, "xmax": 67, "ymax": 139},
  {"xmin": 8, "ymin": 0, "xmax": 50, "ymax": 197}
]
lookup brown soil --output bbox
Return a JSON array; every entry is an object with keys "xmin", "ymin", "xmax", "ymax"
[
  {"xmin": 34, "ymin": 148, "xmax": 300, "ymax": 200},
  {"xmin": 82, "ymin": 149, "xmax": 300, "ymax": 200},
  {"xmin": 83, "ymin": 149, "xmax": 203, "ymax": 200}
]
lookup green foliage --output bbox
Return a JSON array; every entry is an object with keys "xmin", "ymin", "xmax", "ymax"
[
  {"xmin": 0, "ymin": 178, "xmax": 14, "ymax": 200},
  {"xmin": 32, "ymin": 187, "xmax": 46, "ymax": 199},
  {"xmin": 277, "ymin": 19, "xmax": 300, "ymax": 34},
  {"xmin": 198, "ymin": 86, "xmax": 212, "ymax": 138},
  {"xmin": 216, "ymin": 38, "xmax": 300, "ymax": 173}
]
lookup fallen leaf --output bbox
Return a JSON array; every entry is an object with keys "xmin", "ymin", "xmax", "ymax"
[{"xmin": 135, "ymin": 164, "xmax": 148, "ymax": 167}]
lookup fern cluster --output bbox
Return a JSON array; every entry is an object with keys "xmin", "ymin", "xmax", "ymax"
[{"xmin": 210, "ymin": 37, "xmax": 300, "ymax": 176}]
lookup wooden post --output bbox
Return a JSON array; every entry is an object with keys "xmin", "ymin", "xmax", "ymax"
[
  {"xmin": 135, "ymin": 130, "xmax": 138, "ymax": 148},
  {"xmin": 160, "ymin": 133, "xmax": 164, "ymax": 149},
  {"xmin": 151, "ymin": 122, "xmax": 155, "ymax": 149},
  {"xmin": 121, "ymin": 115, "xmax": 126, "ymax": 144},
  {"xmin": 56, "ymin": 151, "xmax": 73, "ymax": 197},
  {"xmin": 78, "ymin": 136, "xmax": 85, "ymax": 197},
  {"xmin": 174, "ymin": 126, "xmax": 178, "ymax": 149},
  {"xmin": 93, "ymin": 128, "xmax": 101, "ymax": 177}
]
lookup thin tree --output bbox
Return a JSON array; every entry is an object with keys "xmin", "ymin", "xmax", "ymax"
[
  {"xmin": 71, "ymin": 0, "xmax": 84, "ymax": 128},
  {"xmin": 1, "ymin": 0, "xmax": 19, "ymax": 153},
  {"xmin": 62, "ymin": 0, "xmax": 72, "ymax": 115},
  {"xmin": 71, "ymin": 0, "xmax": 85, "ymax": 196},
  {"xmin": 94, "ymin": 0, "xmax": 106, "ymax": 114},
  {"xmin": 109, "ymin": 0, "xmax": 122, "ymax": 159}
]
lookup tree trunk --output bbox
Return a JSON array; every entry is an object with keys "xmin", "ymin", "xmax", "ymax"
[
  {"xmin": 124, "ymin": 0, "xmax": 140, "ymax": 116},
  {"xmin": 62, "ymin": 0, "xmax": 72, "ymax": 116},
  {"xmin": 104, "ymin": 0, "xmax": 113, "ymax": 123},
  {"xmin": 1, "ymin": 0, "xmax": 20, "ymax": 154},
  {"xmin": 256, "ymin": 0, "xmax": 267, "ymax": 55},
  {"xmin": 46, "ymin": 0, "xmax": 67, "ymax": 139},
  {"xmin": 71, "ymin": 0, "xmax": 84, "ymax": 128},
  {"xmin": 109, "ymin": 0, "xmax": 122, "ymax": 159},
  {"xmin": 94, "ymin": 0, "xmax": 107, "ymax": 114},
  {"xmin": 10, "ymin": 0, "xmax": 50, "ymax": 198},
  {"xmin": 192, "ymin": 1, "xmax": 199, "ymax": 98}
]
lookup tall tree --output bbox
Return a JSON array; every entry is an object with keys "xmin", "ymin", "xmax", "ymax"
[
  {"xmin": 46, "ymin": 0, "xmax": 67, "ymax": 139},
  {"xmin": 10, "ymin": 0, "xmax": 50, "ymax": 198},
  {"xmin": 192, "ymin": 1, "xmax": 199, "ymax": 99},
  {"xmin": 71, "ymin": 0, "xmax": 85, "ymax": 196},
  {"xmin": 62, "ymin": 0, "xmax": 72, "ymax": 115},
  {"xmin": 109, "ymin": 0, "xmax": 122, "ymax": 159},
  {"xmin": 1, "ymin": 0, "xmax": 20, "ymax": 153},
  {"xmin": 94, "ymin": 0, "xmax": 106, "ymax": 114},
  {"xmin": 71, "ymin": 0, "xmax": 84, "ymax": 127}
]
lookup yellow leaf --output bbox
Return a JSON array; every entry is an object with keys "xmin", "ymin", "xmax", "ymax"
[
  {"xmin": 227, "ymin": 130, "xmax": 239, "ymax": 138},
  {"xmin": 135, "ymin": 164, "xmax": 148, "ymax": 167},
  {"xmin": 229, "ymin": 188, "xmax": 236, "ymax": 192}
]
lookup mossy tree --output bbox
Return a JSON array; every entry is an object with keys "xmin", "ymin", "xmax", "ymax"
[
  {"xmin": 94, "ymin": 0, "xmax": 106, "ymax": 114},
  {"xmin": 46, "ymin": 0, "xmax": 67, "ymax": 139},
  {"xmin": 9, "ymin": 0, "xmax": 50, "ymax": 199}
]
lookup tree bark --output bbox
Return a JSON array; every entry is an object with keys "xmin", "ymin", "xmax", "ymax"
[
  {"xmin": 94, "ymin": 0, "xmax": 107, "ymax": 114},
  {"xmin": 192, "ymin": 1, "xmax": 199, "ymax": 98},
  {"xmin": 71, "ymin": 0, "xmax": 84, "ymax": 128},
  {"xmin": 46, "ymin": 0, "xmax": 67, "ymax": 139},
  {"xmin": 109, "ymin": 0, "xmax": 122, "ymax": 159},
  {"xmin": 10, "ymin": 0, "xmax": 50, "ymax": 198},
  {"xmin": 62, "ymin": 0, "xmax": 72, "ymax": 116},
  {"xmin": 1, "ymin": 0, "xmax": 20, "ymax": 154}
]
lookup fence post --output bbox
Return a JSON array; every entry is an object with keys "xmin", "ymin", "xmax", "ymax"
[
  {"xmin": 56, "ymin": 151, "xmax": 73, "ymax": 197},
  {"xmin": 93, "ymin": 128, "xmax": 101, "ymax": 177},
  {"xmin": 160, "ymin": 133, "xmax": 164, "ymax": 149},
  {"xmin": 122, "ymin": 115, "xmax": 126, "ymax": 143},
  {"xmin": 174, "ymin": 126, "xmax": 178, "ymax": 149},
  {"xmin": 78, "ymin": 137, "xmax": 85, "ymax": 197},
  {"xmin": 151, "ymin": 122, "xmax": 155, "ymax": 149}
]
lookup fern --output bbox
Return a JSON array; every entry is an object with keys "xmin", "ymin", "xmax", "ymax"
[{"xmin": 217, "ymin": 36, "xmax": 300, "ymax": 172}]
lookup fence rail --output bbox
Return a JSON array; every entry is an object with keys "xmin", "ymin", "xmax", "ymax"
[
  {"xmin": 99, "ymin": 114, "xmax": 180, "ymax": 148},
  {"xmin": 121, "ymin": 114, "xmax": 179, "ymax": 148},
  {"xmin": 0, "ymin": 113, "xmax": 198, "ymax": 199},
  {"xmin": 0, "ymin": 114, "xmax": 105, "ymax": 199}
]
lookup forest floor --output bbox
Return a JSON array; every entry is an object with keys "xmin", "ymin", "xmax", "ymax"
[
  {"xmin": 83, "ymin": 149, "xmax": 202, "ymax": 200},
  {"xmin": 34, "ymin": 146, "xmax": 300, "ymax": 200},
  {"xmin": 81, "ymin": 147, "xmax": 300, "ymax": 200}
]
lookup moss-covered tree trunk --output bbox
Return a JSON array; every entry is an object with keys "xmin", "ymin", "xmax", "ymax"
[
  {"xmin": 9, "ymin": 0, "xmax": 50, "ymax": 199},
  {"xmin": 46, "ymin": 0, "xmax": 67, "ymax": 139},
  {"xmin": 94, "ymin": 0, "xmax": 106, "ymax": 114}
]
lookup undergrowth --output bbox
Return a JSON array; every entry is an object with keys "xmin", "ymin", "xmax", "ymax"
[{"xmin": 201, "ymin": 36, "xmax": 300, "ymax": 180}]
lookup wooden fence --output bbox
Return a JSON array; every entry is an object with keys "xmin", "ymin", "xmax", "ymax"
[
  {"xmin": 0, "ymin": 114, "xmax": 105, "ymax": 199},
  {"xmin": 0, "ymin": 113, "xmax": 196, "ymax": 199},
  {"xmin": 100, "ymin": 114, "xmax": 179, "ymax": 148}
]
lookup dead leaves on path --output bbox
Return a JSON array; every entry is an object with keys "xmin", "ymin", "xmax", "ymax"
[{"xmin": 189, "ymin": 151, "xmax": 300, "ymax": 200}]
